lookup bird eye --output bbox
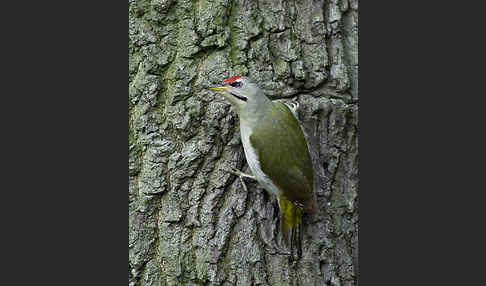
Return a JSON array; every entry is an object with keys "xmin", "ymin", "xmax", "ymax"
[{"xmin": 230, "ymin": 81, "xmax": 241, "ymax": 88}]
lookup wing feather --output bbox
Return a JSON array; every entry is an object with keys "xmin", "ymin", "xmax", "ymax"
[{"xmin": 250, "ymin": 102, "xmax": 316, "ymax": 213}]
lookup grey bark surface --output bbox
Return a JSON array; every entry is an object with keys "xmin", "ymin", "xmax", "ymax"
[{"xmin": 129, "ymin": 0, "xmax": 358, "ymax": 285}]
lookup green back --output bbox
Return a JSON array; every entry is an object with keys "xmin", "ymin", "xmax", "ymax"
[{"xmin": 250, "ymin": 102, "xmax": 315, "ymax": 213}]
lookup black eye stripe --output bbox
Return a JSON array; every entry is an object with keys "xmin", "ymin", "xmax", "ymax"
[{"xmin": 230, "ymin": 81, "xmax": 241, "ymax": 87}]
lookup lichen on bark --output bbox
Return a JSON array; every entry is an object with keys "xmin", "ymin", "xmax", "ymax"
[{"xmin": 129, "ymin": 0, "xmax": 358, "ymax": 285}]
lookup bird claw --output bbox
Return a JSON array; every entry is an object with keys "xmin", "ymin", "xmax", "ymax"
[
  {"xmin": 221, "ymin": 167, "xmax": 256, "ymax": 180},
  {"xmin": 220, "ymin": 167, "xmax": 256, "ymax": 193}
]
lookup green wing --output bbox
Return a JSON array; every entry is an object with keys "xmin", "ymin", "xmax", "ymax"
[{"xmin": 250, "ymin": 102, "xmax": 316, "ymax": 214}]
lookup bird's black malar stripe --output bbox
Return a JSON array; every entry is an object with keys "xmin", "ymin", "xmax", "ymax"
[{"xmin": 230, "ymin": 92, "xmax": 247, "ymax": 101}]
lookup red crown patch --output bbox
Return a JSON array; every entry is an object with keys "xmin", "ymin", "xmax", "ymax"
[{"xmin": 223, "ymin": 76, "xmax": 241, "ymax": 83}]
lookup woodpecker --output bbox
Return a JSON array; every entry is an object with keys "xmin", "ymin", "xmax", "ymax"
[{"xmin": 209, "ymin": 76, "xmax": 317, "ymax": 245}]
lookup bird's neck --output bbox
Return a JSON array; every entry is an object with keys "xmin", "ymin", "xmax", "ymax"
[{"xmin": 238, "ymin": 93, "xmax": 271, "ymax": 130}]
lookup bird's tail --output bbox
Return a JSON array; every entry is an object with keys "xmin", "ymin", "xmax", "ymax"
[{"xmin": 278, "ymin": 196, "xmax": 303, "ymax": 244}]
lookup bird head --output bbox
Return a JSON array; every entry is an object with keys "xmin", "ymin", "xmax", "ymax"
[{"xmin": 209, "ymin": 76, "xmax": 270, "ymax": 119}]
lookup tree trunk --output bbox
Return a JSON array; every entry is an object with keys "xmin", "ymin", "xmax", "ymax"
[{"xmin": 129, "ymin": 0, "xmax": 358, "ymax": 285}]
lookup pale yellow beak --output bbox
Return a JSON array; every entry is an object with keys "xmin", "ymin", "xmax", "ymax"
[{"xmin": 209, "ymin": 86, "xmax": 229, "ymax": 92}]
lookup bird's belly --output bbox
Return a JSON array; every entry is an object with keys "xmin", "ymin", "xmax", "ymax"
[{"xmin": 241, "ymin": 130, "xmax": 281, "ymax": 196}]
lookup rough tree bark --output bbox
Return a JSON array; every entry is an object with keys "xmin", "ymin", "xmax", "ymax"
[{"xmin": 129, "ymin": 0, "xmax": 358, "ymax": 285}]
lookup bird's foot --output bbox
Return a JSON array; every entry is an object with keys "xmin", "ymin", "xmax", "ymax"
[
  {"xmin": 220, "ymin": 167, "xmax": 256, "ymax": 192},
  {"xmin": 221, "ymin": 167, "xmax": 256, "ymax": 180}
]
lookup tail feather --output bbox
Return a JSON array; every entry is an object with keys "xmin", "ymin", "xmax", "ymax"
[{"xmin": 278, "ymin": 196, "xmax": 302, "ymax": 244}]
